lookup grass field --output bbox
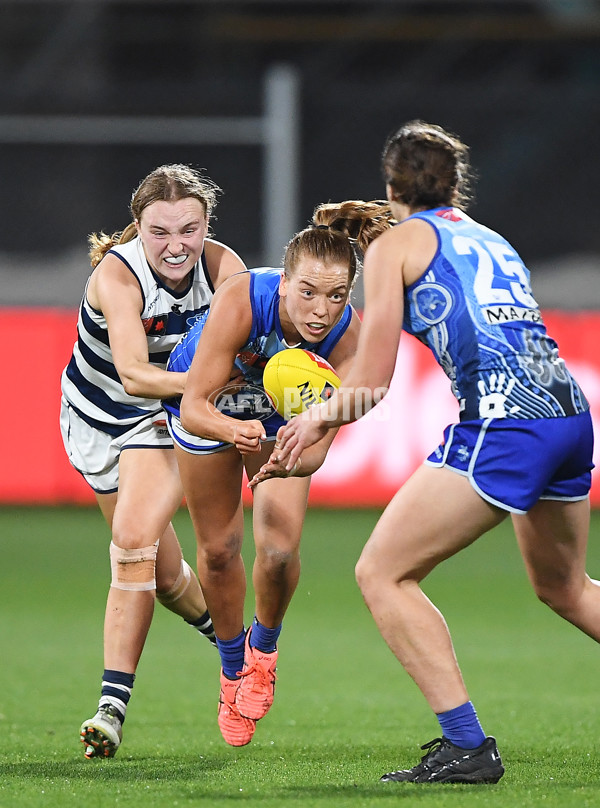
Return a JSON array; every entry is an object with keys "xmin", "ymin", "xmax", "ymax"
[{"xmin": 1, "ymin": 505, "xmax": 599, "ymax": 808}]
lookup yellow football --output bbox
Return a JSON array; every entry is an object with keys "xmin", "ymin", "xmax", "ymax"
[{"xmin": 263, "ymin": 348, "xmax": 340, "ymax": 420}]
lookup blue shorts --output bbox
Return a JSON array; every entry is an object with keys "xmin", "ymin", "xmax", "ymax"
[{"xmin": 426, "ymin": 411, "xmax": 594, "ymax": 514}]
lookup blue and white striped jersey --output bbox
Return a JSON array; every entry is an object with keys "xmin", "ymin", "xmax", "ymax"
[
  {"xmin": 61, "ymin": 236, "xmax": 215, "ymax": 436},
  {"xmin": 402, "ymin": 208, "xmax": 588, "ymax": 420}
]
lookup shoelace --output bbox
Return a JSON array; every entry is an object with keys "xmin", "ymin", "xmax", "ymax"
[
  {"xmin": 420, "ymin": 737, "xmax": 444, "ymax": 755},
  {"xmin": 411, "ymin": 738, "xmax": 446, "ymax": 772},
  {"xmin": 98, "ymin": 705, "xmax": 122, "ymax": 724},
  {"xmin": 238, "ymin": 657, "xmax": 277, "ymax": 690},
  {"xmin": 220, "ymin": 687, "xmax": 243, "ymax": 716}
]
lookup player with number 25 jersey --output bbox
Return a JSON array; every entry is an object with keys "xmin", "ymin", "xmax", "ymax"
[
  {"xmin": 273, "ymin": 122, "xmax": 596, "ymax": 785},
  {"xmin": 402, "ymin": 207, "xmax": 588, "ymax": 422}
]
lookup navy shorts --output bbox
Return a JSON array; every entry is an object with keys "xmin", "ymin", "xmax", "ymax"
[{"xmin": 426, "ymin": 411, "xmax": 594, "ymax": 514}]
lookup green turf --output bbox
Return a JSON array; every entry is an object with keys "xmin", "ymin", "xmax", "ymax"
[{"xmin": 1, "ymin": 505, "xmax": 599, "ymax": 807}]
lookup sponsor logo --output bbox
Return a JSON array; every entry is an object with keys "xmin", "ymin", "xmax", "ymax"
[
  {"xmin": 211, "ymin": 383, "xmax": 277, "ymax": 421},
  {"xmin": 456, "ymin": 444, "xmax": 470, "ymax": 462},
  {"xmin": 483, "ymin": 305, "xmax": 542, "ymax": 325},
  {"xmin": 142, "ymin": 315, "xmax": 168, "ymax": 335}
]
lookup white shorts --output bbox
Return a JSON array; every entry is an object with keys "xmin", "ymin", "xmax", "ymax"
[{"xmin": 60, "ymin": 398, "xmax": 173, "ymax": 494}]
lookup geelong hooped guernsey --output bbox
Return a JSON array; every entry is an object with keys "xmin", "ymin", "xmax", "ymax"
[
  {"xmin": 403, "ymin": 208, "xmax": 589, "ymax": 421},
  {"xmin": 61, "ymin": 237, "xmax": 215, "ymax": 437},
  {"xmin": 164, "ymin": 267, "xmax": 353, "ymax": 430}
]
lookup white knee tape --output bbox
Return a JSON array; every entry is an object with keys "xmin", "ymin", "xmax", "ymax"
[
  {"xmin": 110, "ymin": 540, "xmax": 159, "ymax": 591},
  {"xmin": 156, "ymin": 559, "xmax": 192, "ymax": 605}
]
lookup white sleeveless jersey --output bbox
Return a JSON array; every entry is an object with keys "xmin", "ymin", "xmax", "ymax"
[{"xmin": 61, "ymin": 236, "xmax": 215, "ymax": 437}]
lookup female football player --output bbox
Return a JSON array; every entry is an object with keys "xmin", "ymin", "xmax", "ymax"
[
  {"xmin": 272, "ymin": 121, "xmax": 596, "ymax": 784},
  {"xmin": 60, "ymin": 164, "xmax": 246, "ymax": 758},
  {"xmin": 163, "ymin": 200, "xmax": 394, "ymax": 746}
]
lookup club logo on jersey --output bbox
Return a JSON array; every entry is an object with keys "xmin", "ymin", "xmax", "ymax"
[
  {"xmin": 412, "ymin": 283, "xmax": 453, "ymax": 325},
  {"xmin": 185, "ymin": 307, "xmax": 209, "ymax": 329}
]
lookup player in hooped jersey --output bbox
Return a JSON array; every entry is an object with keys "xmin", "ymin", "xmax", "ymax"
[
  {"xmin": 164, "ymin": 201, "xmax": 394, "ymax": 746},
  {"xmin": 272, "ymin": 122, "xmax": 596, "ymax": 783},
  {"xmin": 60, "ymin": 164, "xmax": 246, "ymax": 758}
]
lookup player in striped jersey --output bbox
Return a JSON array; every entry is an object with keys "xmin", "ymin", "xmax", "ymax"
[{"xmin": 60, "ymin": 164, "xmax": 246, "ymax": 758}]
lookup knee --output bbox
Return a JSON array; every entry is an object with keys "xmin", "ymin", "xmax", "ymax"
[
  {"xmin": 112, "ymin": 522, "xmax": 154, "ymax": 550},
  {"xmin": 199, "ymin": 531, "xmax": 244, "ymax": 573},
  {"xmin": 355, "ymin": 550, "xmax": 389, "ymax": 606},
  {"xmin": 354, "ymin": 552, "xmax": 370, "ymax": 595},
  {"xmin": 109, "ymin": 540, "xmax": 158, "ymax": 592},
  {"xmin": 256, "ymin": 543, "xmax": 298, "ymax": 579},
  {"xmin": 355, "ymin": 546, "xmax": 419, "ymax": 608},
  {"xmin": 532, "ymin": 577, "xmax": 581, "ymax": 619}
]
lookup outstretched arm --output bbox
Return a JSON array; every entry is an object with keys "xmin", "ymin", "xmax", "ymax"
[
  {"xmin": 275, "ymin": 226, "xmax": 409, "ymax": 470},
  {"xmin": 247, "ymin": 307, "xmax": 362, "ymax": 487},
  {"xmin": 247, "ymin": 423, "xmax": 338, "ymax": 488}
]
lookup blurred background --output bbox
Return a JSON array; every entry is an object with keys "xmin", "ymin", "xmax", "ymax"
[
  {"xmin": 1, "ymin": 0, "xmax": 599, "ymax": 308},
  {"xmin": 2, "ymin": 0, "xmax": 600, "ymax": 505}
]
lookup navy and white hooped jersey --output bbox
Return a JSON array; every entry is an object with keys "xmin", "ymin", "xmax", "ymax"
[
  {"xmin": 61, "ymin": 237, "xmax": 215, "ymax": 437},
  {"xmin": 403, "ymin": 208, "xmax": 589, "ymax": 421},
  {"xmin": 164, "ymin": 267, "xmax": 353, "ymax": 432}
]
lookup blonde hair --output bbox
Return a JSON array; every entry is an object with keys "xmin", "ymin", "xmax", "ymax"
[{"xmin": 88, "ymin": 164, "xmax": 221, "ymax": 268}]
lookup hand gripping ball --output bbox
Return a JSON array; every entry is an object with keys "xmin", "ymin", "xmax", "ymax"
[{"xmin": 262, "ymin": 348, "xmax": 340, "ymax": 420}]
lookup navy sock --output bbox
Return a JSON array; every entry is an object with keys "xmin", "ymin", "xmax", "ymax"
[
  {"xmin": 436, "ymin": 701, "xmax": 486, "ymax": 749},
  {"xmin": 186, "ymin": 609, "xmax": 217, "ymax": 647},
  {"xmin": 100, "ymin": 669, "xmax": 135, "ymax": 724},
  {"xmin": 250, "ymin": 616, "xmax": 281, "ymax": 654},
  {"xmin": 216, "ymin": 629, "xmax": 246, "ymax": 679}
]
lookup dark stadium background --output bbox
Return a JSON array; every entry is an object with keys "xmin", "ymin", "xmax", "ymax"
[
  {"xmin": 1, "ymin": 0, "xmax": 599, "ymax": 506},
  {"xmin": 1, "ymin": 0, "xmax": 599, "ymax": 310}
]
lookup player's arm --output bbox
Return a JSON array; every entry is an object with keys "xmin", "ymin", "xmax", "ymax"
[
  {"xmin": 179, "ymin": 273, "xmax": 264, "ymax": 452},
  {"xmin": 329, "ymin": 217, "xmax": 437, "ymax": 401},
  {"xmin": 276, "ymin": 227, "xmax": 409, "ymax": 469},
  {"xmin": 248, "ymin": 308, "xmax": 362, "ymax": 487},
  {"xmin": 203, "ymin": 238, "xmax": 247, "ymax": 289},
  {"xmin": 292, "ymin": 307, "xmax": 363, "ymax": 467},
  {"xmin": 90, "ymin": 254, "xmax": 187, "ymax": 399}
]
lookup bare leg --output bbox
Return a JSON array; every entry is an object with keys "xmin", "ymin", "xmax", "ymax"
[
  {"xmin": 96, "ymin": 452, "xmax": 210, "ymax": 645},
  {"xmin": 175, "ymin": 445, "xmax": 247, "ymax": 640},
  {"xmin": 246, "ymin": 454, "xmax": 311, "ymax": 628},
  {"xmin": 101, "ymin": 447, "xmax": 186, "ymax": 672},
  {"xmin": 513, "ymin": 498, "xmax": 600, "ymax": 640},
  {"xmin": 355, "ymin": 464, "xmax": 506, "ymax": 713}
]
